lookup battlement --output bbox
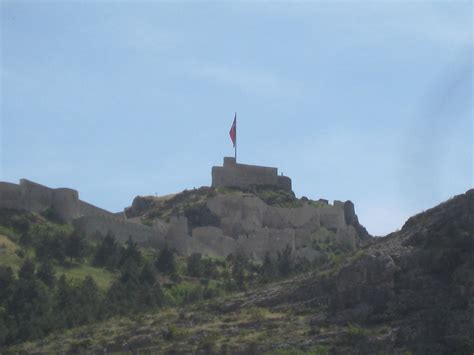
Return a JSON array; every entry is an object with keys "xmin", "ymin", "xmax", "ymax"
[{"xmin": 212, "ymin": 157, "xmax": 292, "ymax": 191}]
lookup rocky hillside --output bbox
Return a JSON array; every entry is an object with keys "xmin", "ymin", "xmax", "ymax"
[{"xmin": 10, "ymin": 190, "xmax": 473, "ymax": 354}]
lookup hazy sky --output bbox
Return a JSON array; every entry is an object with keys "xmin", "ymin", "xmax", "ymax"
[{"xmin": 1, "ymin": 1, "xmax": 472, "ymax": 236}]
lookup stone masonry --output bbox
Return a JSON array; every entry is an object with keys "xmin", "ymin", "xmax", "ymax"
[
  {"xmin": 212, "ymin": 157, "xmax": 292, "ymax": 191},
  {"xmin": 0, "ymin": 179, "xmax": 162, "ymax": 245}
]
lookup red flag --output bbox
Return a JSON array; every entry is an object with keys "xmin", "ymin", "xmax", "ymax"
[{"xmin": 229, "ymin": 114, "xmax": 236, "ymax": 147}]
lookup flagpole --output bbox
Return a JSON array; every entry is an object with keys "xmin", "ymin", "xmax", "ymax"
[{"xmin": 234, "ymin": 112, "xmax": 237, "ymax": 162}]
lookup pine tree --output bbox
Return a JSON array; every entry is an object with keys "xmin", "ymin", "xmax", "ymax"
[
  {"xmin": 18, "ymin": 259, "xmax": 35, "ymax": 281},
  {"xmin": 260, "ymin": 252, "xmax": 277, "ymax": 282},
  {"xmin": 231, "ymin": 253, "xmax": 248, "ymax": 291},
  {"xmin": 277, "ymin": 245, "xmax": 293, "ymax": 277},
  {"xmin": 54, "ymin": 275, "xmax": 73, "ymax": 327},
  {"xmin": 155, "ymin": 244, "xmax": 176, "ymax": 274},
  {"xmin": 138, "ymin": 263, "xmax": 163, "ymax": 309},
  {"xmin": 64, "ymin": 229, "xmax": 87, "ymax": 263},
  {"xmin": 139, "ymin": 262, "xmax": 157, "ymax": 286},
  {"xmin": 36, "ymin": 261, "xmax": 56, "ymax": 288},
  {"xmin": 93, "ymin": 231, "xmax": 120, "ymax": 269},
  {"xmin": 186, "ymin": 253, "xmax": 203, "ymax": 277},
  {"xmin": 0, "ymin": 266, "xmax": 14, "ymax": 302},
  {"xmin": 19, "ymin": 232, "xmax": 32, "ymax": 253},
  {"xmin": 119, "ymin": 236, "xmax": 143, "ymax": 268},
  {"xmin": 8, "ymin": 265, "xmax": 54, "ymax": 343},
  {"xmin": 77, "ymin": 276, "xmax": 102, "ymax": 324}
]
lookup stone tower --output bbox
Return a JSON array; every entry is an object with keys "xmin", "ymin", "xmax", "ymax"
[{"xmin": 212, "ymin": 157, "xmax": 292, "ymax": 191}]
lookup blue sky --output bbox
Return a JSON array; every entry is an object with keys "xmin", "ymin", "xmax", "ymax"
[{"xmin": 1, "ymin": 1, "xmax": 472, "ymax": 236}]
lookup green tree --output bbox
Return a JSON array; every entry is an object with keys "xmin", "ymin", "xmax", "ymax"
[
  {"xmin": 93, "ymin": 231, "xmax": 120, "ymax": 270},
  {"xmin": 0, "ymin": 315, "xmax": 7, "ymax": 347},
  {"xmin": 186, "ymin": 253, "xmax": 203, "ymax": 277},
  {"xmin": 260, "ymin": 252, "xmax": 277, "ymax": 282},
  {"xmin": 19, "ymin": 231, "xmax": 33, "ymax": 253},
  {"xmin": 277, "ymin": 245, "xmax": 293, "ymax": 277},
  {"xmin": 230, "ymin": 253, "xmax": 248, "ymax": 291},
  {"xmin": 155, "ymin": 244, "xmax": 176, "ymax": 274},
  {"xmin": 36, "ymin": 261, "xmax": 56, "ymax": 288},
  {"xmin": 31, "ymin": 224, "xmax": 70, "ymax": 264},
  {"xmin": 119, "ymin": 236, "xmax": 143, "ymax": 269},
  {"xmin": 0, "ymin": 266, "xmax": 15, "ymax": 302},
  {"xmin": 138, "ymin": 262, "xmax": 163, "ymax": 309},
  {"xmin": 64, "ymin": 229, "xmax": 87, "ymax": 263},
  {"xmin": 54, "ymin": 275, "xmax": 74, "ymax": 328},
  {"xmin": 53, "ymin": 275, "xmax": 102, "ymax": 328},
  {"xmin": 106, "ymin": 259, "xmax": 141, "ymax": 315},
  {"xmin": 18, "ymin": 259, "xmax": 35, "ymax": 281},
  {"xmin": 139, "ymin": 261, "xmax": 157, "ymax": 286},
  {"xmin": 7, "ymin": 263, "xmax": 54, "ymax": 343},
  {"xmin": 77, "ymin": 276, "xmax": 102, "ymax": 324},
  {"xmin": 201, "ymin": 258, "xmax": 218, "ymax": 279}
]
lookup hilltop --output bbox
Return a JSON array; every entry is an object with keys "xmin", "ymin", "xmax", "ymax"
[
  {"xmin": 4, "ymin": 189, "xmax": 473, "ymax": 354},
  {"xmin": 0, "ymin": 178, "xmax": 371, "ymax": 262}
]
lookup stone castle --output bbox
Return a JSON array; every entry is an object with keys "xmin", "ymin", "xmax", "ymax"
[
  {"xmin": 212, "ymin": 157, "xmax": 292, "ymax": 191},
  {"xmin": 0, "ymin": 159, "xmax": 368, "ymax": 260}
]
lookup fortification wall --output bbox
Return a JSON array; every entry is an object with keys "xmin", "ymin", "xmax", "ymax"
[
  {"xmin": 0, "ymin": 182, "xmax": 23, "ymax": 210},
  {"xmin": 236, "ymin": 228, "xmax": 296, "ymax": 259},
  {"xmin": 73, "ymin": 214, "xmax": 165, "ymax": 246},
  {"xmin": 212, "ymin": 157, "xmax": 292, "ymax": 191},
  {"xmin": 191, "ymin": 226, "xmax": 238, "ymax": 256},
  {"xmin": 52, "ymin": 188, "xmax": 80, "ymax": 221},
  {"xmin": 319, "ymin": 203, "xmax": 346, "ymax": 231},
  {"xmin": 0, "ymin": 179, "xmax": 125, "ymax": 223},
  {"xmin": 78, "ymin": 200, "xmax": 118, "ymax": 219},
  {"xmin": 0, "ymin": 179, "xmax": 81, "ymax": 220},
  {"xmin": 19, "ymin": 179, "xmax": 54, "ymax": 213}
]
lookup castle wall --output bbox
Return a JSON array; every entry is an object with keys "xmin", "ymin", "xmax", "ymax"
[
  {"xmin": 0, "ymin": 179, "xmax": 123, "ymax": 223},
  {"xmin": 19, "ymin": 179, "xmax": 53, "ymax": 213},
  {"xmin": 52, "ymin": 188, "xmax": 80, "ymax": 221},
  {"xmin": 191, "ymin": 226, "xmax": 238, "ymax": 256},
  {"xmin": 319, "ymin": 204, "xmax": 346, "ymax": 231},
  {"xmin": 236, "ymin": 228, "xmax": 296, "ymax": 259},
  {"xmin": 78, "ymin": 200, "xmax": 118, "ymax": 219},
  {"xmin": 164, "ymin": 216, "xmax": 190, "ymax": 253},
  {"xmin": 212, "ymin": 157, "xmax": 292, "ymax": 191},
  {"xmin": 0, "ymin": 182, "xmax": 23, "ymax": 210},
  {"xmin": 73, "ymin": 214, "xmax": 165, "ymax": 246}
]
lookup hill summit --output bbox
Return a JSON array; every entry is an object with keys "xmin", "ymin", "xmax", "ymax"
[{"xmin": 0, "ymin": 158, "xmax": 370, "ymax": 261}]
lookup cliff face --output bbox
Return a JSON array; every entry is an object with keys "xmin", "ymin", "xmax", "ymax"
[{"xmin": 125, "ymin": 187, "xmax": 371, "ymax": 260}]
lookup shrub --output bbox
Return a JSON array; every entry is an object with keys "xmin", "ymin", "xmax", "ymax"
[
  {"xmin": 247, "ymin": 306, "xmax": 269, "ymax": 322},
  {"xmin": 164, "ymin": 282, "xmax": 204, "ymax": 306},
  {"xmin": 347, "ymin": 323, "xmax": 370, "ymax": 341}
]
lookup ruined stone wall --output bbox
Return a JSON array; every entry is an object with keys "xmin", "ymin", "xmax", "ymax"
[{"xmin": 212, "ymin": 157, "xmax": 292, "ymax": 191}]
